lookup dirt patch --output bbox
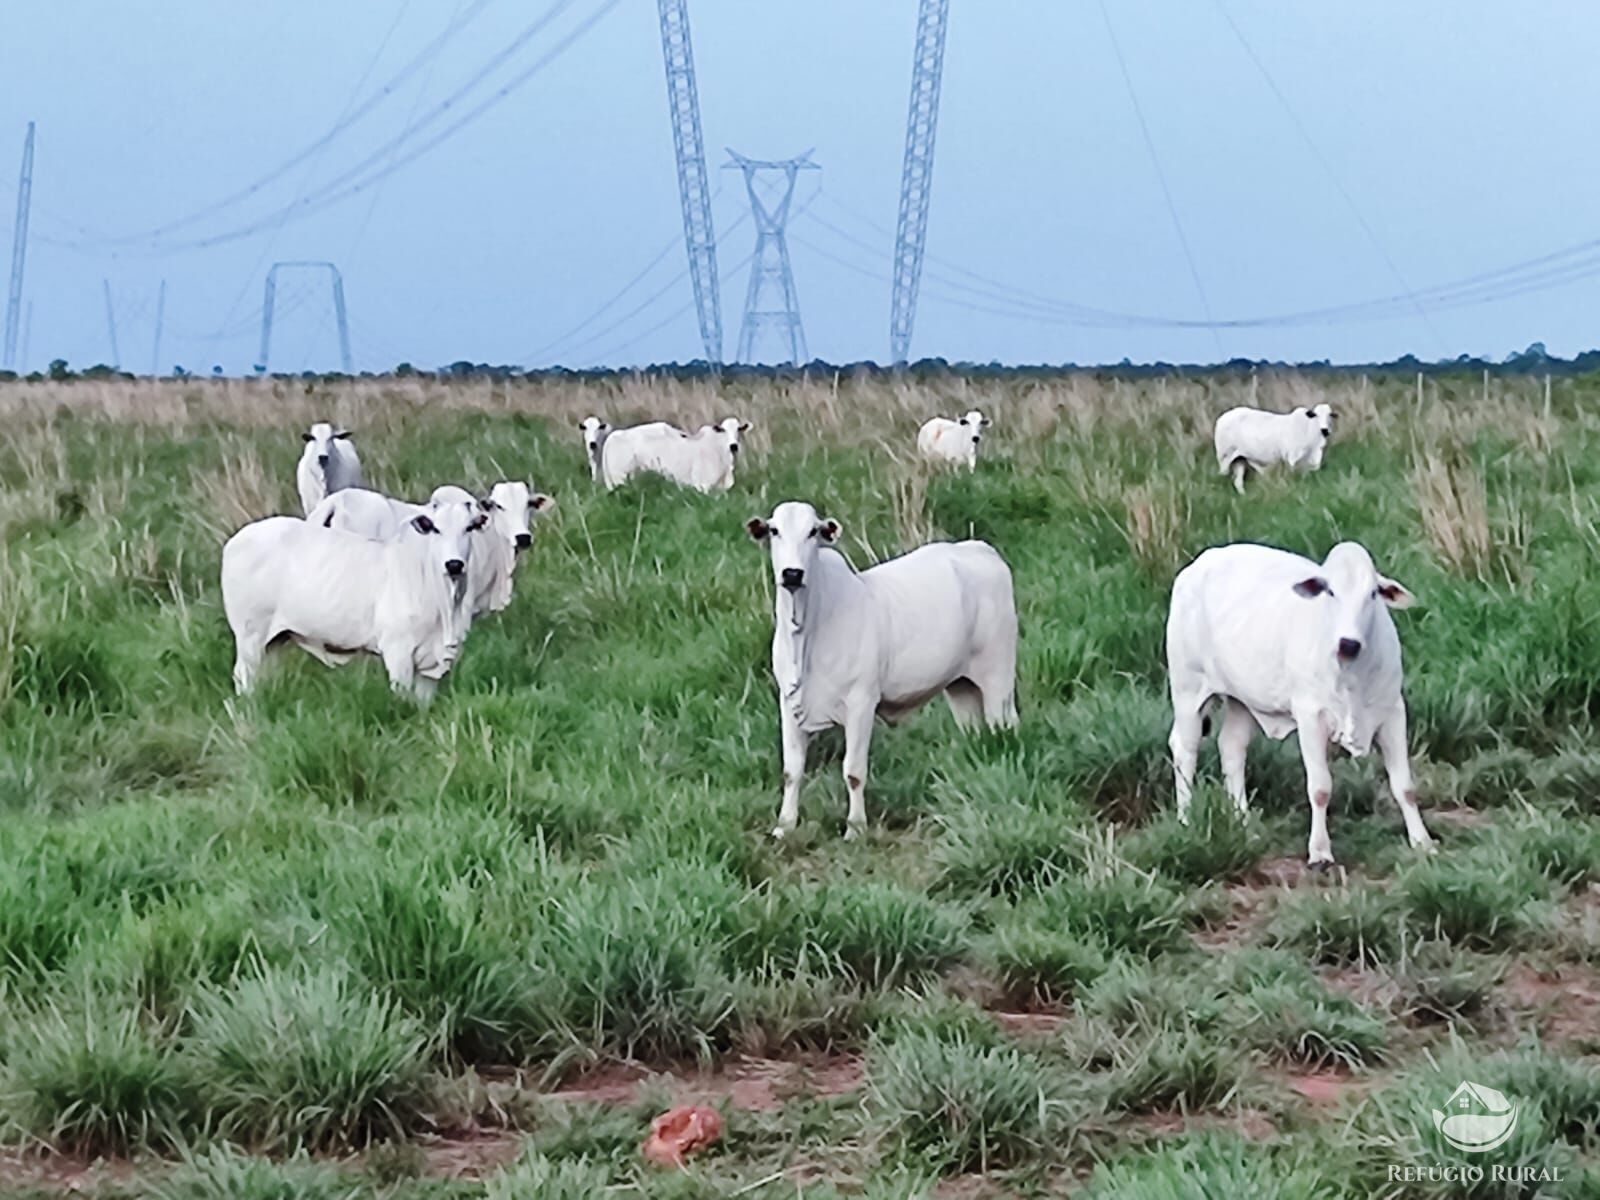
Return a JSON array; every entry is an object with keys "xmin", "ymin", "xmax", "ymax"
[
  {"xmin": 1115, "ymin": 1107, "xmax": 1276, "ymax": 1141},
  {"xmin": 551, "ymin": 1051, "xmax": 864, "ymax": 1112},
  {"xmin": 0, "ymin": 1151, "xmax": 140, "ymax": 1194},
  {"xmin": 1281, "ymin": 1070, "xmax": 1369, "ymax": 1106},
  {"xmin": 1501, "ymin": 961, "xmax": 1600, "ymax": 1048},
  {"xmin": 1427, "ymin": 805, "xmax": 1489, "ymax": 829},
  {"xmin": 992, "ymin": 1010, "xmax": 1068, "ymax": 1038}
]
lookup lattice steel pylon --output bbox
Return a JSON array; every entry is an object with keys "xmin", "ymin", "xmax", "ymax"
[
  {"xmin": 726, "ymin": 150, "xmax": 818, "ymax": 365},
  {"xmin": 3, "ymin": 121, "xmax": 35, "ymax": 370},
  {"xmin": 657, "ymin": 0, "xmax": 722, "ymax": 364},
  {"xmin": 257, "ymin": 261, "xmax": 352, "ymax": 374},
  {"xmin": 890, "ymin": 0, "xmax": 950, "ymax": 365}
]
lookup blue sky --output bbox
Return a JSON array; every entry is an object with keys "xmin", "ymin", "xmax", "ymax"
[{"xmin": 4, "ymin": 1, "xmax": 1597, "ymax": 372}]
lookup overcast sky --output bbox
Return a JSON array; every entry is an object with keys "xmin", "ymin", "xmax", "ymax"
[{"xmin": 4, "ymin": 1, "xmax": 1597, "ymax": 373}]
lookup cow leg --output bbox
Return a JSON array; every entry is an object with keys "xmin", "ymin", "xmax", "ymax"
[
  {"xmin": 1376, "ymin": 708, "xmax": 1434, "ymax": 852},
  {"xmin": 231, "ymin": 632, "xmax": 265, "ymax": 695},
  {"xmin": 943, "ymin": 679, "xmax": 984, "ymax": 730},
  {"xmin": 411, "ymin": 676, "xmax": 438, "ymax": 705},
  {"xmin": 841, "ymin": 701, "xmax": 875, "ymax": 840},
  {"xmin": 381, "ymin": 643, "xmax": 418, "ymax": 699},
  {"xmin": 1218, "ymin": 699, "xmax": 1255, "ymax": 815},
  {"xmin": 1230, "ymin": 459, "xmax": 1247, "ymax": 494},
  {"xmin": 1295, "ymin": 712, "xmax": 1336, "ymax": 867},
  {"xmin": 772, "ymin": 706, "xmax": 809, "ymax": 839},
  {"xmin": 1169, "ymin": 700, "xmax": 1204, "ymax": 825}
]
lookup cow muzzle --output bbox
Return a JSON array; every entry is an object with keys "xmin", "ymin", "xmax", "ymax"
[
  {"xmin": 1337, "ymin": 637, "xmax": 1362, "ymax": 662},
  {"xmin": 780, "ymin": 567, "xmax": 804, "ymax": 591},
  {"xmin": 514, "ymin": 533, "xmax": 532, "ymax": 551},
  {"xmin": 445, "ymin": 558, "xmax": 466, "ymax": 579},
  {"xmin": 318, "ymin": 454, "xmax": 330, "ymax": 467}
]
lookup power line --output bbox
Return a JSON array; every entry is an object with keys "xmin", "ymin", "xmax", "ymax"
[
  {"xmin": 1096, "ymin": 0, "xmax": 1223, "ymax": 357},
  {"xmin": 42, "ymin": 0, "xmax": 496, "ymax": 246},
  {"xmin": 1210, "ymin": 0, "xmax": 1445, "ymax": 353}
]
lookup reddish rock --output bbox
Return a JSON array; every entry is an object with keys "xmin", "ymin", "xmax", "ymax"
[{"xmin": 641, "ymin": 1104, "xmax": 723, "ymax": 1167}]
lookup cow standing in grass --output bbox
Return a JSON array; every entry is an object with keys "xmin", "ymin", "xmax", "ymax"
[
  {"xmin": 295, "ymin": 422, "xmax": 364, "ymax": 515},
  {"xmin": 578, "ymin": 416, "xmax": 611, "ymax": 483},
  {"xmin": 222, "ymin": 492, "xmax": 487, "ymax": 702},
  {"xmin": 602, "ymin": 417, "xmax": 749, "ymax": 492},
  {"xmin": 1213, "ymin": 403, "xmax": 1335, "ymax": 493},
  {"xmin": 917, "ymin": 410, "xmax": 988, "ymax": 470},
  {"xmin": 1165, "ymin": 540, "xmax": 1434, "ymax": 867},
  {"xmin": 746, "ymin": 501, "xmax": 1019, "ymax": 839}
]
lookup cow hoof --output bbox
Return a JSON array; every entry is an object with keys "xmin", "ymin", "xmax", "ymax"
[
  {"xmin": 1307, "ymin": 858, "xmax": 1336, "ymax": 873},
  {"xmin": 844, "ymin": 823, "xmax": 864, "ymax": 842},
  {"xmin": 770, "ymin": 826, "xmax": 789, "ymax": 840},
  {"xmin": 1411, "ymin": 835, "xmax": 1436, "ymax": 854}
]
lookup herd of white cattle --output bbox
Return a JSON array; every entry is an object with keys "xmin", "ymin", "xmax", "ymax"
[{"xmin": 218, "ymin": 397, "xmax": 1425, "ymax": 866}]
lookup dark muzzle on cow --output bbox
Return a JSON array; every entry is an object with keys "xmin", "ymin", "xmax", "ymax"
[
  {"xmin": 1321, "ymin": 428, "xmax": 1331, "ymax": 438},
  {"xmin": 445, "ymin": 558, "xmax": 466, "ymax": 578},
  {"xmin": 514, "ymin": 533, "xmax": 532, "ymax": 551},
  {"xmin": 781, "ymin": 567, "xmax": 804, "ymax": 591},
  {"xmin": 1337, "ymin": 637, "xmax": 1362, "ymax": 662},
  {"xmin": 318, "ymin": 454, "xmax": 330, "ymax": 467}
]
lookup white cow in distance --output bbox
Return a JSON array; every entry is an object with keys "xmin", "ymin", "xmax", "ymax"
[
  {"xmin": 578, "ymin": 416, "xmax": 611, "ymax": 482},
  {"xmin": 747, "ymin": 501, "xmax": 1019, "ymax": 839},
  {"xmin": 1166, "ymin": 540, "xmax": 1434, "ymax": 867},
  {"xmin": 1213, "ymin": 403, "xmax": 1335, "ymax": 493},
  {"xmin": 917, "ymin": 410, "xmax": 989, "ymax": 470},
  {"xmin": 602, "ymin": 417, "xmax": 749, "ymax": 492},
  {"xmin": 221, "ymin": 491, "xmax": 488, "ymax": 702},
  {"xmin": 296, "ymin": 422, "xmax": 364, "ymax": 515}
]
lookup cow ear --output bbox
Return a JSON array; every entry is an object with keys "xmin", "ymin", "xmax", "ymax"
[
  {"xmin": 478, "ymin": 497, "xmax": 497, "ymax": 512},
  {"xmin": 531, "ymin": 493, "xmax": 554, "ymax": 512},
  {"xmin": 1377, "ymin": 577, "xmax": 1415, "ymax": 609},
  {"xmin": 739, "ymin": 421, "xmax": 751, "ymax": 433},
  {"xmin": 746, "ymin": 517, "xmax": 770, "ymax": 541},
  {"xmin": 1292, "ymin": 576, "xmax": 1330, "ymax": 598},
  {"xmin": 410, "ymin": 513, "xmax": 437, "ymax": 535},
  {"xmin": 818, "ymin": 518, "xmax": 841, "ymax": 542},
  {"xmin": 301, "ymin": 432, "xmax": 314, "ymax": 442},
  {"xmin": 333, "ymin": 430, "xmax": 353, "ymax": 440}
]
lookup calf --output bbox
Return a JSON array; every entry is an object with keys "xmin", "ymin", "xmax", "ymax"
[
  {"xmin": 222, "ymin": 491, "xmax": 486, "ymax": 702},
  {"xmin": 747, "ymin": 501, "xmax": 1018, "ymax": 838},
  {"xmin": 472, "ymin": 480, "xmax": 553, "ymax": 614},
  {"xmin": 1213, "ymin": 403, "xmax": 1335, "ymax": 493},
  {"xmin": 602, "ymin": 417, "xmax": 749, "ymax": 492},
  {"xmin": 917, "ymin": 410, "xmax": 988, "ymax": 469},
  {"xmin": 1166, "ymin": 540, "xmax": 1433, "ymax": 866},
  {"xmin": 296, "ymin": 421, "xmax": 364, "ymax": 515}
]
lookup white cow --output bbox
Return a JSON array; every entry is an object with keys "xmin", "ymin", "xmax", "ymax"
[
  {"xmin": 1166, "ymin": 540, "xmax": 1434, "ymax": 867},
  {"xmin": 221, "ymin": 491, "xmax": 487, "ymax": 702},
  {"xmin": 917, "ymin": 410, "xmax": 989, "ymax": 469},
  {"xmin": 474, "ymin": 480, "xmax": 553, "ymax": 614},
  {"xmin": 746, "ymin": 501, "xmax": 1019, "ymax": 839},
  {"xmin": 307, "ymin": 486, "xmax": 418, "ymax": 541},
  {"xmin": 1213, "ymin": 403, "xmax": 1335, "ymax": 493},
  {"xmin": 296, "ymin": 422, "xmax": 364, "ymax": 515},
  {"xmin": 601, "ymin": 417, "xmax": 749, "ymax": 492},
  {"xmin": 578, "ymin": 416, "xmax": 611, "ymax": 483}
]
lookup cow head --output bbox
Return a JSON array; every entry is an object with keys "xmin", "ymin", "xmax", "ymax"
[
  {"xmin": 746, "ymin": 501, "xmax": 840, "ymax": 594},
  {"xmin": 716, "ymin": 416, "xmax": 752, "ymax": 457},
  {"xmin": 956, "ymin": 409, "xmax": 989, "ymax": 445},
  {"xmin": 301, "ymin": 421, "xmax": 351, "ymax": 469},
  {"xmin": 1292, "ymin": 542, "xmax": 1413, "ymax": 664},
  {"xmin": 1301, "ymin": 402, "xmax": 1336, "ymax": 441},
  {"xmin": 410, "ymin": 491, "xmax": 489, "ymax": 601},
  {"xmin": 484, "ymin": 479, "xmax": 554, "ymax": 552},
  {"xmin": 578, "ymin": 416, "xmax": 610, "ymax": 472}
]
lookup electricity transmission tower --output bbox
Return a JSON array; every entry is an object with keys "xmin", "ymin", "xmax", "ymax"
[
  {"xmin": 725, "ymin": 150, "xmax": 817, "ymax": 365},
  {"xmin": 890, "ymin": 0, "xmax": 950, "ymax": 365},
  {"xmin": 151, "ymin": 280, "xmax": 166, "ymax": 376},
  {"xmin": 4, "ymin": 121, "xmax": 35, "ymax": 370},
  {"xmin": 656, "ymin": 0, "xmax": 721, "ymax": 364},
  {"xmin": 256, "ymin": 261, "xmax": 352, "ymax": 374},
  {"xmin": 102, "ymin": 279, "xmax": 120, "ymax": 368}
]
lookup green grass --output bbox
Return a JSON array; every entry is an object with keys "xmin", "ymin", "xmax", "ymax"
[{"xmin": 1, "ymin": 369, "xmax": 1597, "ymax": 1194}]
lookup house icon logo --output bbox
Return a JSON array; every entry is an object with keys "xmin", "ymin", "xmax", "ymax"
[{"xmin": 1432, "ymin": 1081, "xmax": 1519, "ymax": 1153}]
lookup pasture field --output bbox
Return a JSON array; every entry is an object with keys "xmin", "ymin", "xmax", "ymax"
[{"xmin": 1, "ymin": 369, "xmax": 1598, "ymax": 1197}]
